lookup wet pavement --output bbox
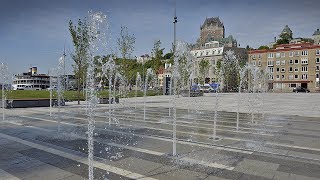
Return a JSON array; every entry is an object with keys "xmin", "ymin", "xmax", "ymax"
[{"xmin": 0, "ymin": 94, "xmax": 320, "ymax": 180}]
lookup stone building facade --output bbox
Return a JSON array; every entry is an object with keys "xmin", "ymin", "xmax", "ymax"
[{"xmin": 198, "ymin": 17, "xmax": 237, "ymax": 48}]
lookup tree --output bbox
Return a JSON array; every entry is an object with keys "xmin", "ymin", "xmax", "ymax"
[
  {"xmin": 276, "ymin": 33, "xmax": 292, "ymax": 45},
  {"xmin": 69, "ymin": 18, "xmax": 90, "ymax": 104},
  {"xmin": 258, "ymin": 45, "xmax": 270, "ymax": 50},
  {"xmin": 117, "ymin": 26, "xmax": 136, "ymax": 83},
  {"xmin": 151, "ymin": 40, "xmax": 164, "ymax": 71},
  {"xmin": 198, "ymin": 59, "xmax": 210, "ymax": 84},
  {"xmin": 220, "ymin": 50, "xmax": 241, "ymax": 92},
  {"xmin": 164, "ymin": 52, "xmax": 173, "ymax": 60}
]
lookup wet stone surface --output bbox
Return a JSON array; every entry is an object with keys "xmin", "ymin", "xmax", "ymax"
[{"xmin": 0, "ymin": 98, "xmax": 320, "ymax": 180}]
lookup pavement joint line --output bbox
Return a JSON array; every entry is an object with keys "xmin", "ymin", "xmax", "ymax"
[
  {"xmin": 0, "ymin": 132, "xmax": 157, "ymax": 180},
  {"xmin": 265, "ymin": 142, "xmax": 320, "ymax": 152},
  {"xmin": 63, "ymin": 114, "xmax": 275, "ymax": 145},
  {"xmin": 0, "ymin": 168, "xmax": 21, "ymax": 180},
  {"xmin": 3, "ymin": 119, "xmax": 238, "ymax": 172},
  {"xmin": 18, "ymin": 114, "xmax": 320, "ymax": 162},
  {"xmin": 29, "ymin": 108, "xmax": 284, "ymax": 129},
  {"xmin": 25, "ymin": 108, "xmax": 275, "ymax": 137},
  {"xmin": 2, "ymin": 121, "xmax": 54, "ymax": 132},
  {"xmin": 93, "ymin": 114, "xmax": 275, "ymax": 137},
  {"xmin": 19, "ymin": 115, "xmax": 253, "ymax": 155},
  {"xmin": 96, "ymin": 113, "xmax": 279, "ymax": 135}
]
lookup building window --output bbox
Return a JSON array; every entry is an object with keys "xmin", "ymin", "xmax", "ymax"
[
  {"xmin": 301, "ymin": 58, "xmax": 308, "ymax": 64},
  {"xmin": 289, "ymin": 60, "xmax": 294, "ymax": 64},
  {"xmin": 206, "ymin": 51, "xmax": 209, "ymax": 56},
  {"xmin": 282, "ymin": 75, "xmax": 285, "ymax": 79},
  {"xmin": 289, "ymin": 51, "xmax": 293, "ymax": 57},
  {"xmin": 316, "ymin": 49, "xmax": 320, "ymax": 55},
  {"xmin": 294, "ymin": 51, "xmax": 300, "ymax": 56},
  {"xmin": 276, "ymin": 60, "xmax": 280, "ymax": 65},
  {"xmin": 316, "ymin": 65, "xmax": 319, "ymax": 71},
  {"xmin": 281, "ymin": 60, "xmax": 285, "ymax": 65},
  {"xmin": 316, "ymin": 58, "xmax": 320, "ymax": 63},
  {"xmin": 281, "ymin": 68, "xmax": 285, "ymax": 72},
  {"xmin": 289, "ymin": 83, "xmax": 296, "ymax": 87},
  {"xmin": 195, "ymin": 52, "xmax": 198, "ymax": 56},
  {"xmin": 276, "ymin": 67, "xmax": 280, "ymax": 72},
  {"xmin": 268, "ymin": 53, "xmax": 274, "ymax": 58},
  {"xmin": 258, "ymin": 61, "xmax": 261, "ymax": 66},
  {"xmin": 252, "ymin": 54, "xmax": 256, "ymax": 59},
  {"xmin": 301, "ymin": 66, "xmax": 308, "ymax": 72},
  {"xmin": 258, "ymin": 54, "xmax": 261, "ymax": 59},
  {"xmin": 294, "ymin": 67, "xmax": 299, "ymax": 72},
  {"xmin": 295, "ymin": 59, "xmax": 299, "ymax": 64},
  {"xmin": 294, "ymin": 74, "xmax": 299, "ymax": 79},
  {"xmin": 289, "ymin": 75, "xmax": 294, "ymax": 80},
  {"xmin": 276, "ymin": 52, "xmax": 281, "ymax": 58},
  {"xmin": 281, "ymin": 52, "xmax": 285, "ymax": 57},
  {"xmin": 269, "ymin": 75, "xmax": 274, "ymax": 80},
  {"xmin": 269, "ymin": 67, "xmax": 274, "ymax": 73},
  {"xmin": 200, "ymin": 52, "xmax": 203, "ymax": 56},
  {"xmin": 267, "ymin": 60, "xmax": 273, "ymax": 66},
  {"xmin": 289, "ymin": 67, "xmax": 293, "ymax": 72},
  {"xmin": 301, "ymin": 74, "xmax": 308, "ymax": 80},
  {"xmin": 276, "ymin": 75, "xmax": 280, "ymax": 79},
  {"xmin": 301, "ymin": 50, "xmax": 308, "ymax": 56},
  {"xmin": 253, "ymin": 61, "xmax": 256, "ymax": 66}
]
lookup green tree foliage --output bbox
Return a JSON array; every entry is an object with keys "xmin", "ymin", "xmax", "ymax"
[
  {"xmin": 276, "ymin": 33, "xmax": 292, "ymax": 45},
  {"xmin": 163, "ymin": 52, "xmax": 173, "ymax": 60},
  {"xmin": 151, "ymin": 40, "xmax": 165, "ymax": 71},
  {"xmin": 117, "ymin": 26, "xmax": 136, "ymax": 83},
  {"xmin": 69, "ymin": 18, "xmax": 90, "ymax": 104},
  {"xmin": 198, "ymin": 59, "xmax": 210, "ymax": 84},
  {"xmin": 117, "ymin": 26, "xmax": 136, "ymax": 60},
  {"xmin": 258, "ymin": 45, "xmax": 270, "ymax": 50},
  {"xmin": 220, "ymin": 51, "xmax": 241, "ymax": 92}
]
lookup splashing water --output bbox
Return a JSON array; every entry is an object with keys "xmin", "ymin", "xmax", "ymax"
[
  {"xmin": 143, "ymin": 68, "xmax": 154, "ymax": 121},
  {"xmin": 0, "ymin": 63, "xmax": 9, "ymax": 121},
  {"xmin": 86, "ymin": 11, "xmax": 109, "ymax": 180}
]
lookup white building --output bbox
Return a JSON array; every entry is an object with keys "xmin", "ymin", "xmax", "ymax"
[
  {"xmin": 137, "ymin": 54, "xmax": 151, "ymax": 64},
  {"xmin": 190, "ymin": 41, "xmax": 248, "ymax": 83},
  {"xmin": 190, "ymin": 41, "xmax": 224, "ymax": 83}
]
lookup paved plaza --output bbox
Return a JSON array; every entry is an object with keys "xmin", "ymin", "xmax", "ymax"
[{"xmin": 0, "ymin": 93, "xmax": 320, "ymax": 180}]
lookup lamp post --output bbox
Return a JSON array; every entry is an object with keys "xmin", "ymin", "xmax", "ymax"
[{"xmin": 172, "ymin": 2, "xmax": 178, "ymax": 156}]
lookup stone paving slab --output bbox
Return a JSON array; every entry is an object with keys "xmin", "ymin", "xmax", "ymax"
[
  {"xmin": 0, "ymin": 169, "xmax": 20, "ymax": 180},
  {"xmin": 1, "ymin": 94, "xmax": 320, "ymax": 179}
]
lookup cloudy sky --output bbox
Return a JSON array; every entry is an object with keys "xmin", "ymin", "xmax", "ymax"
[{"xmin": 0, "ymin": 0, "xmax": 319, "ymax": 74}]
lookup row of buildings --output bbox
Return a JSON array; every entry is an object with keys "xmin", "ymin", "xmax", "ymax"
[
  {"xmin": 157, "ymin": 17, "xmax": 320, "ymax": 92},
  {"xmin": 248, "ymin": 27, "xmax": 320, "ymax": 92},
  {"xmin": 12, "ymin": 17, "xmax": 320, "ymax": 93}
]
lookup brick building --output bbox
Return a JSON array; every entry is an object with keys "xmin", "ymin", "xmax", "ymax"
[{"xmin": 248, "ymin": 43, "xmax": 320, "ymax": 92}]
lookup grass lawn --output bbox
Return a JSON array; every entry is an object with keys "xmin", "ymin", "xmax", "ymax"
[{"xmin": 2, "ymin": 89, "xmax": 162, "ymax": 101}]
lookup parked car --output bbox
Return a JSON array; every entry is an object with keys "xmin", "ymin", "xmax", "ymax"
[
  {"xmin": 199, "ymin": 84, "xmax": 215, "ymax": 93},
  {"xmin": 191, "ymin": 84, "xmax": 201, "ymax": 92},
  {"xmin": 293, "ymin": 87, "xmax": 310, "ymax": 93}
]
